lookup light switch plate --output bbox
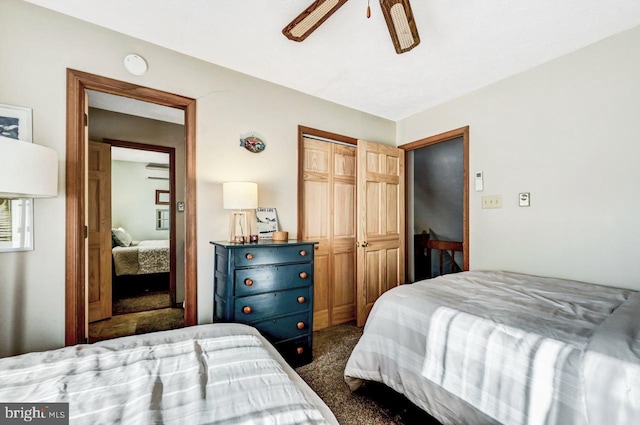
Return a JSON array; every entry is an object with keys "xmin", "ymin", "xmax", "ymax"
[
  {"xmin": 519, "ymin": 192, "xmax": 530, "ymax": 207},
  {"xmin": 482, "ymin": 195, "xmax": 502, "ymax": 209}
]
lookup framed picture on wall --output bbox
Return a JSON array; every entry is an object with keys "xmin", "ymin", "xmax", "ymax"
[
  {"xmin": 155, "ymin": 190, "xmax": 170, "ymax": 205},
  {"xmin": 256, "ymin": 207, "xmax": 278, "ymax": 239},
  {"xmin": 0, "ymin": 103, "xmax": 34, "ymax": 252}
]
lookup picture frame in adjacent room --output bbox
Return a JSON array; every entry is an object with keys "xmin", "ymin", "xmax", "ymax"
[
  {"xmin": 155, "ymin": 189, "xmax": 170, "ymax": 205},
  {"xmin": 256, "ymin": 207, "xmax": 278, "ymax": 239},
  {"xmin": 0, "ymin": 103, "xmax": 34, "ymax": 252}
]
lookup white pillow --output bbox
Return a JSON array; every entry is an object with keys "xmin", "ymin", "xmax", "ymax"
[{"xmin": 112, "ymin": 227, "xmax": 133, "ymax": 247}]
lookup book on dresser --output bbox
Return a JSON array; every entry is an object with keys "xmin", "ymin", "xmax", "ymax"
[{"xmin": 210, "ymin": 239, "xmax": 318, "ymax": 366}]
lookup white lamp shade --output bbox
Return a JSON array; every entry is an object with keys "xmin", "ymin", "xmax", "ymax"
[
  {"xmin": 0, "ymin": 135, "xmax": 58, "ymax": 198},
  {"xmin": 223, "ymin": 182, "xmax": 258, "ymax": 210}
]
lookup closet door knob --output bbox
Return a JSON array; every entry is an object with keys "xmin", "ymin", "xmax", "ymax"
[
  {"xmin": 244, "ymin": 278, "xmax": 254, "ymax": 286},
  {"xmin": 299, "ymin": 250, "xmax": 307, "ymax": 257},
  {"xmin": 297, "ymin": 322, "xmax": 305, "ymax": 330},
  {"xmin": 245, "ymin": 253, "xmax": 254, "ymax": 260},
  {"xmin": 299, "ymin": 272, "xmax": 308, "ymax": 279},
  {"xmin": 297, "ymin": 296, "xmax": 306, "ymax": 304},
  {"xmin": 242, "ymin": 306, "xmax": 252, "ymax": 314}
]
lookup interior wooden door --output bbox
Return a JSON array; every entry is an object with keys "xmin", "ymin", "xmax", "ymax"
[
  {"xmin": 87, "ymin": 140, "xmax": 112, "ymax": 322},
  {"xmin": 300, "ymin": 137, "xmax": 356, "ymax": 330},
  {"xmin": 356, "ymin": 140, "xmax": 405, "ymax": 327}
]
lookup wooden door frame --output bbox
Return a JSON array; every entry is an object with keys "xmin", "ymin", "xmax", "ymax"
[
  {"xmin": 398, "ymin": 126, "xmax": 470, "ymax": 276},
  {"xmin": 65, "ymin": 69, "xmax": 198, "ymax": 346},
  {"xmin": 105, "ymin": 138, "xmax": 178, "ymax": 308}
]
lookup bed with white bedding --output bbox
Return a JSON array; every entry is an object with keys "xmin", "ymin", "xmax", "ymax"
[
  {"xmin": 0, "ymin": 323, "xmax": 337, "ymax": 425},
  {"xmin": 344, "ymin": 271, "xmax": 640, "ymax": 425}
]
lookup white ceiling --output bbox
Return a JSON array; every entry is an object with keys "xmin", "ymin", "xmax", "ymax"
[
  {"xmin": 26, "ymin": 0, "xmax": 640, "ymax": 121},
  {"xmin": 111, "ymin": 146, "xmax": 169, "ymax": 164},
  {"xmin": 87, "ymin": 90, "xmax": 184, "ymax": 125}
]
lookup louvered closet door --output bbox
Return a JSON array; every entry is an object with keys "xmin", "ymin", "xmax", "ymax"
[{"xmin": 301, "ymin": 137, "xmax": 356, "ymax": 330}]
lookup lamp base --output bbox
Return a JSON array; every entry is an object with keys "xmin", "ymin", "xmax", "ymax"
[{"xmin": 228, "ymin": 210, "xmax": 250, "ymax": 243}]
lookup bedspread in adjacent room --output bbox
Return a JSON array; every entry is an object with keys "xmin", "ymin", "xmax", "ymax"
[
  {"xmin": 344, "ymin": 270, "xmax": 640, "ymax": 425},
  {"xmin": 0, "ymin": 323, "xmax": 337, "ymax": 425},
  {"xmin": 112, "ymin": 239, "xmax": 169, "ymax": 276}
]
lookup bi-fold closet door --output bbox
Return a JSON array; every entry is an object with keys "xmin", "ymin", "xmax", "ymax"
[{"xmin": 300, "ymin": 134, "xmax": 405, "ymax": 329}]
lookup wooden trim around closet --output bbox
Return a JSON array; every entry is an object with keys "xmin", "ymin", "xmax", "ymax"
[
  {"xmin": 65, "ymin": 69, "xmax": 198, "ymax": 346},
  {"xmin": 398, "ymin": 126, "xmax": 470, "ymax": 273}
]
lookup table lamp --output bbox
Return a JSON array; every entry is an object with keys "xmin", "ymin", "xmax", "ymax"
[{"xmin": 223, "ymin": 182, "xmax": 258, "ymax": 243}]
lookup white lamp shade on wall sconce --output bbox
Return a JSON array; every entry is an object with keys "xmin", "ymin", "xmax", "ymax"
[
  {"xmin": 223, "ymin": 182, "xmax": 258, "ymax": 210},
  {"xmin": 222, "ymin": 182, "xmax": 258, "ymax": 242},
  {"xmin": 0, "ymin": 135, "xmax": 58, "ymax": 198}
]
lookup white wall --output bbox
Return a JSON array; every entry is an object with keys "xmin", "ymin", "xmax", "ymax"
[
  {"xmin": 0, "ymin": 0, "xmax": 394, "ymax": 357},
  {"xmin": 111, "ymin": 161, "xmax": 170, "ymax": 241},
  {"xmin": 398, "ymin": 25, "xmax": 640, "ymax": 290}
]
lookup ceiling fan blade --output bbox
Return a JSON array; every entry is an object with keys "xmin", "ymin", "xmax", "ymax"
[
  {"xmin": 282, "ymin": 0, "xmax": 349, "ymax": 42},
  {"xmin": 380, "ymin": 0, "xmax": 420, "ymax": 54}
]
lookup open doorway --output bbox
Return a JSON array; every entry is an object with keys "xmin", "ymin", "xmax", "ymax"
[
  {"xmin": 65, "ymin": 69, "xmax": 198, "ymax": 346},
  {"xmin": 400, "ymin": 126, "xmax": 469, "ymax": 282},
  {"xmin": 87, "ymin": 138, "xmax": 182, "ymax": 342}
]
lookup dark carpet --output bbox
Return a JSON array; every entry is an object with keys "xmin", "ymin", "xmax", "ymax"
[
  {"xmin": 295, "ymin": 322, "xmax": 442, "ymax": 425},
  {"xmin": 112, "ymin": 291, "xmax": 170, "ymax": 315}
]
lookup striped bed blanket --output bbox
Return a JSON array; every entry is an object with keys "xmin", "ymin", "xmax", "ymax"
[
  {"xmin": 0, "ymin": 324, "xmax": 337, "ymax": 424},
  {"xmin": 344, "ymin": 271, "xmax": 640, "ymax": 425}
]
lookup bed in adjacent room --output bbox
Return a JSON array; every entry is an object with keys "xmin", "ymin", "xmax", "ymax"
[
  {"xmin": 0, "ymin": 323, "xmax": 338, "ymax": 424},
  {"xmin": 344, "ymin": 270, "xmax": 640, "ymax": 425},
  {"xmin": 112, "ymin": 239, "xmax": 170, "ymax": 277}
]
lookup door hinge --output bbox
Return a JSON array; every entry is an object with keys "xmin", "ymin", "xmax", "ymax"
[
  {"xmin": 84, "ymin": 113, "xmax": 88, "ymax": 127},
  {"xmin": 83, "ymin": 225, "xmax": 88, "ymax": 239}
]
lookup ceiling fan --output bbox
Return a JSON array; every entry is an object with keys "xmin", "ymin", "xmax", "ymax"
[{"xmin": 282, "ymin": 0, "xmax": 420, "ymax": 54}]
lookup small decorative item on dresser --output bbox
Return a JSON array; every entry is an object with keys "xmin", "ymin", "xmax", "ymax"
[
  {"xmin": 249, "ymin": 234, "xmax": 259, "ymax": 243},
  {"xmin": 272, "ymin": 231, "xmax": 288, "ymax": 241}
]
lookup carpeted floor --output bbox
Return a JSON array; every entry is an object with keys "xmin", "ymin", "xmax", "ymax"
[
  {"xmin": 295, "ymin": 322, "xmax": 442, "ymax": 425},
  {"xmin": 113, "ymin": 290, "xmax": 170, "ymax": 315},
  {"xmin": 89, "ymin": 288, "xmax": 182, "ymax": 342}
]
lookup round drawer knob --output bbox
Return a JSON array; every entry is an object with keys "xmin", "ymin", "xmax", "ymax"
[
  {"xmin": 299, "ymin": 272, "xmax": 308, "ymax": 279},
  {"xmin": 297, "ymin": 296, "xmax": 306, "ymax": 304},
  {"xmin": 299, "ymin": 250, "xmax": 307, "ymax": 257},
  {"xmin": 296, "ymin": 347, "xmax": 304, "ymax": 355},
  {"xmin": 297, "ymin": 321, "xmax": 305, "ymax": 330},
  {"xmin": 242, "ymin": 306, "xmax": 252, "ymax": 314},
  {"xmin": 246, "ymin": 253, "xmax": 254, "ymax": 260},
  {"xmin": 244, "ymin": 278, "xmax": 254, "ymax": 286}
]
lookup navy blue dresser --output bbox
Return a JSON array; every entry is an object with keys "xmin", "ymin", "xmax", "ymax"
[{"xmin": 211, "ymin": 240, "xmax": 317, "ymax": 366}]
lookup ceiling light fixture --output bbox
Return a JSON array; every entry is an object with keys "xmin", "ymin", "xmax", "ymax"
[
  {"xmin": 282, "ymin": 0, "xmax": 348, "ymax": 42},
  {"xmin": 379, "ymin": 0, "xmax": 420, "ymax": 54}
]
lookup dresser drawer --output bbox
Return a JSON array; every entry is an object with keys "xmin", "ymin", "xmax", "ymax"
[
  {"xmin": 275, "ymin": 337, "xmax": 312, "ymax": 367},
  {"xmin": 235, "ymin": 263, "xmax": 312, "ymax": 296},
  {"xmin": 252, "ymin": 312, "xmax": 311, "ymax": 342},
  {"xmin": 234, "ymin": 287, "xmax": 311, "ymax": 322},
  {"xmin": 234, "ymin": 244, "xmax": 314, "ymax": 267}
]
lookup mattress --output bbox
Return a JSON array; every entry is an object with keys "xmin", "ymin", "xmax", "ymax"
[
  {"xmin": 0, "ymin": 323, "xmax": 338, "ymax": 424},
  {"xmin": 344, "ymin": 270, "xmax": 640, "ymax": 425}
]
